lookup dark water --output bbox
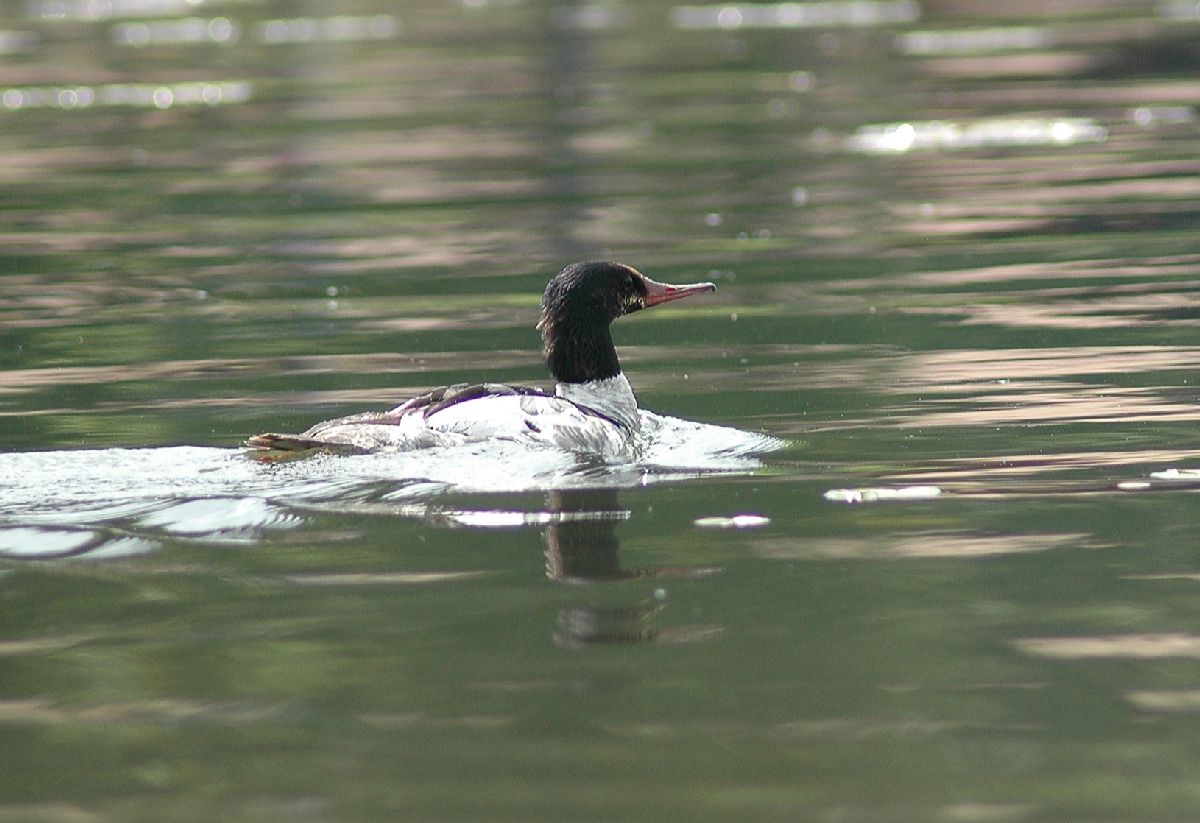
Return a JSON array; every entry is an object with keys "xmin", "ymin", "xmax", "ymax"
[{"xmin": 4, "ymin": 1, "xmax": 1200, "ymax": 820}]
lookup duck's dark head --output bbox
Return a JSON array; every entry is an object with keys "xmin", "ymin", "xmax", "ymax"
[{"xmin": 538, "ymin": 261, "xmax": 716, "ymax": 384}]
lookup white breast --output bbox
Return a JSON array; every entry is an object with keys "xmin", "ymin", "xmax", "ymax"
[
  {"xmin": 423, "ymin": 391, "xmax": 635, "ymax": 457},
  {"xmin": 554, "ymin": 373, "xmax": 640, "ymax": 432}
]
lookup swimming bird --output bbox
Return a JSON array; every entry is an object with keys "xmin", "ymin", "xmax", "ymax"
[{"xmin": 245, "ymin": 261, "xmax": 716, "ymax": 459}]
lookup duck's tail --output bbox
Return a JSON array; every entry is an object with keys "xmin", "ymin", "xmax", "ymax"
[{"xmin": 243, "ymin": 433, "xmax": 370, "ymax": 462}]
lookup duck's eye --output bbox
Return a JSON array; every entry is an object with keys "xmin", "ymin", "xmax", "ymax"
[{"xmin": 622, "ymin": 273, "xmax": 635, "ymax": 291}]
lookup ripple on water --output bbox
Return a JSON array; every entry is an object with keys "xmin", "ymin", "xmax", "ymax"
[
  {"xmin": 0, "ymin": 416, "xmax": 784, "ymax": 554},
  {"xmin": 0, "ymin": 526, "xmax": 97, "ymax": 558},
  {"xmin": 136, "ymin": 497, "xmax": 304, "ymax": 540}
]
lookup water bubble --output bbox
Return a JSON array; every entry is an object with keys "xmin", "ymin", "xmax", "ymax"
[
  {"xmin": 767, "ymin": 97, "xmax": 797, "ymax": 117},
  {"xmin": 117, "ymin": 22, "xmax": 150, "ymax": 46},
  {"xmin": 1128, "ymin": 105, "xmax": 1195, "ymax": 128},
  {"xmin": 789, "ymin": 70, "xmax": 815, "ymax": 91},
  {"xmin": 717, "ymin": 7, "xmax": 744, "ymax": 28},
  {"xmin": 810, "ymin": 127, "xmax": 834, "ymax": 148},
  {"xmin": 259, "ymin": 19, "xmax": 288, "ymax": 42},
  {"xmin": 83, "ymin": 0, "xmax": 113, "ymax": 21},
  {"xmin": 209, "ymin": 17, "xmax": 238, "ymax": 43}
]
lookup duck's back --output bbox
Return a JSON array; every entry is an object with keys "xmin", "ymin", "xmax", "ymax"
[{"xmin": 247, "ymin": 382, "xmax": 635, "ymax": 458}]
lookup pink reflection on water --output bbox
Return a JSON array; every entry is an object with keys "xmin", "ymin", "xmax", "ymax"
[
  {"xmin": 890, "ymin": 449, "xmax": 1200, "ymax": 482},
  {"xmin": 753, "ymin": 530, "xmax": 1093, "ymax": 560},
  {"xmin": 890, "ymin": 345, "xmax": 1200, "ymax": 388},
  {"xmin": 881, "ymin": 346, "xmax": 1199, "ymax": 430},
  {"xmin": 894, "ymin": 390, "xmax": 1200, "ymax": 426},
  {"xmin": 1015, "ymin": 633, "xmax": 1200, "ymax": 660},
  {"xmin": 0, "ymin": 351, "xmax": 537, "ymax": 396}
]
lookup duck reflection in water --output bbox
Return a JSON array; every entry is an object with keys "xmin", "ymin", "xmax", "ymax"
[{"xmin": 541, "ymin": 488, "xmax": 720, "ymax": 648}]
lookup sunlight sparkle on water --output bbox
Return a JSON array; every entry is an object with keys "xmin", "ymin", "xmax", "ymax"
[
  {"xmin": 693, "ymin": 514, "xmax": 771, "ymax": 528},
  {"xmin": 847, "ymin": 117, "xmax": 1107, "ymax": 154},
  {"xmin": 895, "ymin": 26, "xmax": 1051, "ymax": 55},
  {"xmin": 257, "ymin": 15, "xmax": 399, "ymax": 45},
  {"xmin": 553, "ymin": 4, "xmax": 630, "ymax": 30},
  {"xmin": 824, "ymin": 486, "xmax": 942, "ymax": 503},
  {"xmin": 112, "ymin": 16, "xmax": 239, "ymax": 46},
  {"xmin": 671, "ymin": 0, "xmax": 920, "ymax": 29},
  {"xmin": 1129, "ymin": 105, "xmax": 1197, "ymax": 127},
  {"xmin": 447, "ymin": 508, "xmax": 632, "ymax": 528},
  {"xmin": 1, "ymin": 80, "xmax": 251, "ymax": 110},
  {"xmin": 29, "ymin": 0, "xmax": 209, "ymax": 20}
]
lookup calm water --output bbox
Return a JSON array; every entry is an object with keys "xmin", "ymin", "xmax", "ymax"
[{"xmin": 4, "ymin": 1, "xmax": 1200, "ymax": 820}]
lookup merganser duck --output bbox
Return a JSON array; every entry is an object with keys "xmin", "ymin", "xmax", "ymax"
[{"xmin": 245, "ymin": 261, "xmax": 716, "ymax": 459}]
